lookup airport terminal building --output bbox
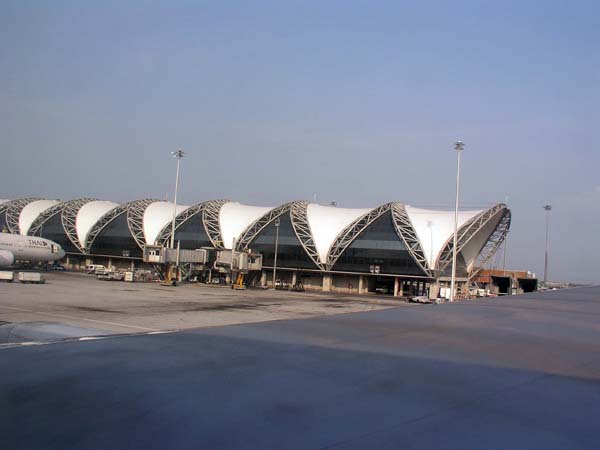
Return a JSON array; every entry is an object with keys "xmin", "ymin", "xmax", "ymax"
[{"xmin": 0, "ymin": 197, "xmax": 510, "ymax": 296}]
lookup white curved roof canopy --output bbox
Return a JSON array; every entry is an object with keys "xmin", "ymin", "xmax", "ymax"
[
  {"xmin": 220, "ymin": 202, "xmax": 272, "ymax": 249},
  {"xmin": 143, "ymin": 201, "xmax": 191, "ymax": 245},
  {"xmin": 306, "ymin": 204, "xmax": 371, "ymax": 262},
  {"xmin": 405, "ymin": 206, "xmax": 483, "ymax": 268},
  {"xmin": 77, "ymin": 201, "xmax": 120, "ymax": 248},
  {"xmin": 19, "ymin": 199, "xmax": 60, "ymax": 235}
]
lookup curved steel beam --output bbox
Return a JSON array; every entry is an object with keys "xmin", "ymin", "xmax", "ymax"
[
  {"xmin": 201, "ymin": 199, "xmax": 229, "ymax": 249},
  {"xmin": 290, "ymin": 201, "xmax": 322, "ymax": 269},
  {"xmin": 326, "ymin": 203, "xmax": 393, "ymax": 271},
  {"xmin": 391, "ymin": 203, "xmax": 432, "ymax": 276},
  {"xmin": 85, "ymin": 204, "xmax": 127, "ymax": 252},
  {"xmin": 469, "ymin": 209, "xmax": 512, "ymax": 280},
  {"xmin": 27, "ymin": 201, "xmax": 65, "ymax": 237},
  {"xmin": 436, "ymin": 203, "xmax": 509, "ymax": 275},
  {"xmin": 85, "ymin": 199, "xmax": 158, "ymax": 252},
  {"xmin": 236, "ymin": 202, "xmax": 296, "ymax": 251},
  {"xmin": 60, "ymin": 198, "xmax": 97, "ymax": 252},
  {"xmin": 4, "ymin": 198, "xmax": 42, "ymax": 234},
  {"xmin": 126, "ymin": 199, "xmax": 160, "ymax": 250},
  {"xmin": 155, "ymin": 199, "xmax": 229, "ymax": 247}
]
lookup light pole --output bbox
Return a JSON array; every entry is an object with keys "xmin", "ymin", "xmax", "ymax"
[
  {"xmin": 427, "ymin": 220, "xmax": 434, "ymax": 271},
  {"xmin": 449, "ymin": 141, "xmax": 464, "ymax": 302},
  {"xmin": 543, "ymin": 204, "xmax": 552, "ymax": 283},
  {"xmin": 170, "ymin": 150, "xmax": 185, "ymax": 250},
  {"xmin": 272, "ymin": 218, "xmax": 280, "ymax": 288}
]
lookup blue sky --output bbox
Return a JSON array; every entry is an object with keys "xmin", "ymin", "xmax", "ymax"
[{"xmin": 1, "ymin": 0, "xmax": 598, "ymax": 282}]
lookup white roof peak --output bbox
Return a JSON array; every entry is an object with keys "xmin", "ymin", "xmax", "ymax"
[{"xmin": 306, "ymin": 204, "xmax": 371, "ymax": 262}]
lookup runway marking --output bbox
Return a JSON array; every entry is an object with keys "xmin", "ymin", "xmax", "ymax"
[
  {"xmin": 0, "ymin": 329, "xmax": 180, "ymax": 350},
  {"xmin": 0, "ymin": 305, "xmax": 158, "ymax": 332}
]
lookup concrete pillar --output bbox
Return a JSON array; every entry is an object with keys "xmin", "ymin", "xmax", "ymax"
[
  {"xmin": 292, "ymin": 271, "xmax": 297, "ymax": 287},
  {"xmin": 260, "ymin": 271, "xmax": 267, "ymax": 287},
  {"xmin": 322, "ymin": 274, "xmax": 332, "ymax": 292},
  {"xmin": 358, "ymin": 275, "xmax": 365, "ymax": 294},
  {"xmin": 108, "ymin": 257, "xmax": 112, "ymax": 270},
  {"xmin": 429, "ymin": 283, "xmax": 440, "ymax": 300},
  {"xmin": 393, "ymin": 277, "xmax": 400, "ymax": 297}
]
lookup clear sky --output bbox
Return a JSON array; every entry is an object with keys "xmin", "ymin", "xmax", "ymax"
[{"xmin": 1, "ymin": 0, "xmax": 598, "ymax": 283}]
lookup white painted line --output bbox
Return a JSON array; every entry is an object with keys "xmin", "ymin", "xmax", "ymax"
[
  {"xmin": 0, "ymin": 305, "xmax": 31, "ymax": 312},
  {"xmin": 0, "ymin": 305, "xmax": 158, "ymax": 332},
  {"xmin": 0, "ymin": 329, "xmax": 180, "ymax": 350}
]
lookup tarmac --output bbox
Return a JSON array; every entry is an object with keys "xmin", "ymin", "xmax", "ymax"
[
  {"xmin": 1, "ymin": 281, "xmax": 600, "ymax": 449},
  {"xmin": 0, "ymin": 272, "xmax": 403, "ymax": 342}
]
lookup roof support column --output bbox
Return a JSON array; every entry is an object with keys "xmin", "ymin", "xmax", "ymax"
[
  {"xmin": 359, "ymin": 275, "xmax": 365, "ymax": 295},
  {"xmin": 322, "ymin": 274, "xmax": 332, "ymax": 292}
]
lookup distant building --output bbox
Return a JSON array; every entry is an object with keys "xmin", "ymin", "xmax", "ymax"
[
  {"xmin": 0, "ymin": 197, "xmax": 511, "ymax": 296},
  {"xmin": 474, "ymin": 269, "xmax": 538, "ymax": 295}
]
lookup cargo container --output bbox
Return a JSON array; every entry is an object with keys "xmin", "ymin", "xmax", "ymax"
[
  {"xmin": 17, "ymin": 272, "xmax": 45, "ymax": 284},
  {"xmin": 0, "ymin": 270, "xmax": 14, "ymax": 282}
]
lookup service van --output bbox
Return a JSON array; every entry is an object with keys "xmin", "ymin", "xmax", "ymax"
[{"xmin": 85, "ymin": 264, "xmax": 106, "ymax": 274}]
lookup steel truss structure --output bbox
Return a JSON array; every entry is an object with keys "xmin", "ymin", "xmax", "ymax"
[
  {"xmin": 202, "ymin": 199, "xmax": 229, "ymax": 249},
  {"xmin": 390, "ymin": 203, "xmax": 433, "ymax": 277},
  {"xmin": 436, "ymin": 203, "xmax": 509, "ymax": 275},
  {"xmin": 85, "ymin": 204, "xmax": 127, "ymax": 252},
  {"xmin": 325, "ymin": 202, "xmax": 432, "ymax": 276},
  {"xmin": 326, "ymin": 203, "xmax": 393, "ymax": 271},
  {"xmin": 126, "ymin": 199, "xmax": 160, "ymax": 250},
  {"xmin": 3, "ymin": 195, "xmax": 511, "ymax": 280},
  {"xmin": 469, "ymin": 209, "xmax": 512, "ymax": 280},
  {"xmin": 236, "ymin": 202, "xmax": 295, "ymax": 251},
  {"xmin": 27, "ymin": 202, "xmax": 64, "ymax": 237},
  {"xmin": 290, "ymin": 201, "xmax": 322, "ymax": 269},
  {"xmin": 0, "ymin": 200, "xmax": 18, "ymax": 232},
  {"xmin": 4, "ymin": 197, "xmax": 41, "ymax": 234},
  {"xmin": 85, "ymin": 200, "xmax": 154, "ymax": 252},
  {"xmin": 60, "ymin": 198, "xmax": 97, "ymax": 252},
  {"xmin": 155, "ymin": 199, "xmax": 229, "ymax": 247}
]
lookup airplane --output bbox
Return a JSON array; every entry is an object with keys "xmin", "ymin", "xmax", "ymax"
[{"xmin": 0, "ymin": 232, "xmax": 66, "ymax": 267}]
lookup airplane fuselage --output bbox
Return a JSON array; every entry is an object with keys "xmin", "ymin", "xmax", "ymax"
[{"xmin": 0, "ymin": 233, "xmax": 66, "ymax": 266}]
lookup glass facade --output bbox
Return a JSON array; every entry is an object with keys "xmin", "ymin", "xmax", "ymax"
[
  {"xmin": 0, "ymin": 212, "xmax": 8, "ymax": 233},
  {"xmin": 173, "ymin": 214, "xmax": 212, "ymax": 249},
  {"xmin": 38, "ymin": 212, "xmax": 80, "ymax": 253},
  {"xmin": 332, "ymin": 211, "xmax": 425, "ymax": 276},
  {"xmin": 248, "ymin": 213, "xmax": 319, "ymax": 270},
  {"xmin": 89, "ymin": 213, "xmax": 142, "ymax": 257}
]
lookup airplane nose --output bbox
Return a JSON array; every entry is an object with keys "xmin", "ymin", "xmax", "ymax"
[{"xmin": 58, "ymin": 248, "xmax": 66, "ymax": 259}]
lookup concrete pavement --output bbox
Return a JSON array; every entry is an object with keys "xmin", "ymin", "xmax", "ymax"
[{"xmin": 1, "ymin": 286, "xmax": 600, "ymax": 449}]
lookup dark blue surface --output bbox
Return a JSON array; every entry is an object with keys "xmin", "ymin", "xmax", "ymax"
[{"xmin": 2, "ymin": 287, "xmax": 600, "ymax": 449}]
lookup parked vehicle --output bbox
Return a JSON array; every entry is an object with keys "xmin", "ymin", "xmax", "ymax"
[
  {"xmin": 48, "ymin": 264, "xmax": 66, "ymax": 271},
  {"xmin": 85, "ymin": 264, "xmax": 106, "ymax": 274},
  {"xmin": 97, "ymin": 271, "xmax": 125, "ymax": 281},
  {"xmin": 17, "ymin": 272, "xmax": 45, "ymax": 284},
  {"xmin": 0, "ymin": 270, "xmax": 14, "ymax": 282}
]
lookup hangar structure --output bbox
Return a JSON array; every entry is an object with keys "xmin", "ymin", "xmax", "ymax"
[{"xmin": 0, "ymin": 197, "xmax": 510, "ymax": 296}]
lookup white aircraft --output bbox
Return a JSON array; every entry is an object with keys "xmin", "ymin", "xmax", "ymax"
[{"xmin": 0, "ymin": 232, "xmax": 66, "ymax": 267}]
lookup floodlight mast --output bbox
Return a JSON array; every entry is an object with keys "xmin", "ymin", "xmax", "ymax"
[
  {"xmin": 272, "ymin": 218, "xmax": 281, "ymax": 288},
  {"xmin": 543, "ymin": 204, "xmax": 552, "ymax": 283},
  {"xmin": 449, "ymin": 141, "xmax": 464, "ymax": 303},
  {"xmin": 170, "ymin": 150, "xmax": 185, "ymax": 250}
]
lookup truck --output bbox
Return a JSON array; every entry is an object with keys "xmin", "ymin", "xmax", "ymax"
[
  {"xmin": 17, "ymin": 272, "xmax": 45, "ymax": 284},
  {"xmin": 0, "ymin": 270, "xmax": 15, "ymax": 282}
]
